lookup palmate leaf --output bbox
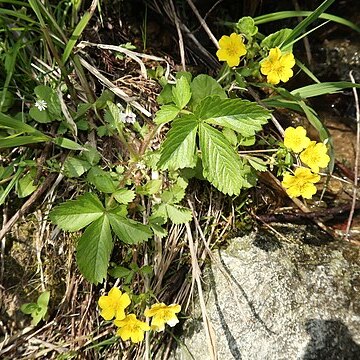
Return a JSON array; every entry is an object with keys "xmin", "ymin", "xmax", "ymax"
[
  {"xmin": 199, "ymin": 123, "xmax": 245, "ymax": 195},
  {"xmin": 49, "ymin": 193, "xmax": 104, "ymax": 231},
  {"xmin": 108, "ymin": 212, "xmax": 152, "ymax": 244},
  {"xmin": 76, "ymin": 215, "xmax": 113, "ymax": 284},
  {"xmin": 154, "ymin": 104, "xmax": 180, "ymax": 125},
  {"xmin": 158, "ymin": 115, "xmax": 198, "ymax": 170},
  {"xmin": 172, "ymin": 76, "xmax": 191, "ymax": 109},
  {"xmin": 195, "ymin": 96, "xmax": 270, "ymax": 137}
]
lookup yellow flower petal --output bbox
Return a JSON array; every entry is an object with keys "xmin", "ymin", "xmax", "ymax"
[
  {"xmin": 300, "ymin": 141, "xmax": 330, "ymax": 173},
  {"xmin": 216, "ymin": 33, "xmax": 246, "ymax": 67},
  {"xmin": 114, "ymin": 314, "xmax": 150, "ymax": 343},
  {"xmin": 98, "ymin": 287, "xmax": 131, "ymax": 321},
  {"xmin": 145, "ymin": 303, "xmax": 181, "ymax": 332},
  {"xmin": 282, "ymin": 167, "xmax": 320, "ymax": 199},
  {"xmin": 284, "ymin": 126, "xmax": 311, "ymax": 153},
  {"xmin": 260, "ymin": 47, "xmax": 295, "ymax": 85}
]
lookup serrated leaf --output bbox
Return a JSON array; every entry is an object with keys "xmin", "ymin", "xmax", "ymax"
[
  {"xmin": 49, "ymin": 193, "xmax": 104, "ymax": 231},
  {"xmin": 150, "ymin": 223, "xmax": 168, "ymax": 238},
  {"xmin": 161, "ymin": 184, "xmax": 186, "ymax": 204},
  {"xmin": 247, "ymin": 157, "xmax": 268, "ymax": 172},
  {"xmin": 154, "ymin": 104, "xmax": 180, "ymax": 125},
  {"xmin": 87, "ymin": 166, "xmax": 117, "ymax": 193},
  {"xmin": 165, "ymin": 204, "xmax": 192, "ymax": 224},
  {"xmin": 16, "ymin": 172, "xmax": 38, "ymax": 198},
  {"xmin": 108, "ymin": 212, "xmax": 152, "ymax": 244},
  {"xmin": 199, "ymin": 123, "xmax": 245, "ymax": 195},
  {"xmin": 158, "ymin": 115, "xmax": 198, "ymax": 170},
  {"xmin": 63, "ymin": 156, "xmax": 91, "ymax": 178},
  {"xmin": 76, "ymin": 215, "xmax": 113, "ymax": 284},
  {"xmin": 113, "ymin": 189, "xmax": 135, "ymax": 204},
  {"xmin": 222, "ymin": 127, "xmax": 238, "ymax": 146},
  {"xmin": 196, "ymin": 96, "xmax": 270, "ymax": 137},
  {"xmin": 261, "ymin": 28, "xmax": 293, "ymax": 50},
  {"xmin": 190, "ymin": 74, "xmax": 226, "ymax": 109},
  {"xmin": 172, "ymin": 76, "xmax": 191, "ymax": 109}
]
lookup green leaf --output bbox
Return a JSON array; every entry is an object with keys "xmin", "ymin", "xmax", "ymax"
[
  {"xmin": 37, "ymin": 291, "xmax": 50, "ymax": 308},
  {"xmin": 196, "ymin": 96, "xmax": 270, "ymax": 137},
  {"xmin": 108, "ymin": 212, "xmax": 152, "ymax": 244},
  {"xmin": 15, "ymin": 172, "xmax": 38, "ymax": 198},
  {"xmin": 236, "ymin": 16, "xmax": 258, "ymax": 37},
  {"xmin": 52, "ymin": 137, "xmax": 86, "ymax": 151},
  {"xmin": 113, "ymin": 189, "xmax": 136, "ymax": 204},
  {"xmin": 260, "ymin": 28, "xmax": 293, "ymax": 50},
  {"xmin": 199, "ymin": 123, "xmax": 245, "ymax": 195},
  {"xmin": 222, "ymin": 127, "xmax": 238, "ymax": 146},
  {"xmin": 82, "ymin": 144, "xmax": 101, "ymax": 165},
  {"xmin": 136, "ymin": 179, "xmax": 162, "ymax": 195},
  {"xmin": 63, "ymin": 156, "xmax": 91, "ymax": 178},
  {"xmin": 154, "ymin": 104, "xmax": 180, "ymax": 125},
  {"xmin": 157, "ymin": 84, "xmax": 173, "ymax": 105},
  {"xmin": 87, "ymin": 167, "xmax": 117, "ymax": 193},
  {"xmin": 291, "ymin": 82, "xmax": 360, "ymax": 98},
  {"xmin": 29, "ymin": 107, "xmax": 52, "ymax": 123},
  {"xmin": 158, "ymin": 115, "xmax": 198, "ymax": 170},
  {"xmin": 49, "ymin": 193, "xmax": 104, "ymax": 231},
  {"xmin": 160, "ymin": 184, "xmax": 186, "ymax": 204},
  {"xmin": 282, "ymin": 0, "xmax": 335, "ymax": 48},
  {"xmin": 172, "ymin": 76, "xmax": 191, "ymax": 109},
  {"xmin": 247, "ymin": 157, "xmax": 268, "ymax": 172},
  {"xmin": 108, "ymin": 265, "xmax": 132, "ymax": 278},
  {"xmin": 20, "ymin": 303, "xmax": 38, "ymax": 315},
  {"xmin": 190, "ymin": 74, "xmax": 226, "ymax": 109},
  {"xmin": 165, "ymin": 204, "xmax": 192, "ymax": 224},
  {"xmin": 76, "ymin": 215, "xmax": 113, "ymax": 284}
]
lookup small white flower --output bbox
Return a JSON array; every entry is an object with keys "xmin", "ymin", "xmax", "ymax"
[
  {"xmin": 119, "ymin": 105, "xmax": 136, "ymax": 124},
  {"xmin": 34, "ymin": 99, "xmax": 47, "ymax": 111}
]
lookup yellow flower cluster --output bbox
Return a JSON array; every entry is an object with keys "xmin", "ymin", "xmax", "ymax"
[
  {"xmin": 98, "ymin": 287, "xmax": 181, "ymax": 343},
  {"xmin": 281, "ymin": 126, "xmax": 330, "ymax": 199},
  {"xmin": 216, "ymin": 33, "xmax": 247, "ymax": 67}
]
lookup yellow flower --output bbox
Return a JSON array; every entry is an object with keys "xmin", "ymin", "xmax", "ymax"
[
  {"xmin": 216, "ymin": 33, "xmax": 247, "ymax": 67},
  {"xmin": 98, "ymin": 287, "xmax": 131, "ymax": 321},
  {"xmin": 114, "ymin": 314, "xmax": 151, "ymax": 343},
  {"xmin": 300, "ymin": 141, "xmax": 330, "ymax": 173},
  {"xmin": 284, "ymin": 126, "xmax": 311, "ymax": 153},
  {"xmin": 282, "ymin": 167, "xmax": 320, "ymax": 199},
  {"xmin": 144, "ymin": 303, "xmax": 181, "ymax": 332},
  {"xmin": 260, "ymin": 47, "xmax": 295, "ymax": 84}
]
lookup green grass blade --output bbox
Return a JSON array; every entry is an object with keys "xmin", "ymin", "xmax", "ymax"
[
  {"xmin": 62, "ymin": 11, "xmax": 91, "ymax": 63},
  {"xmin": 254, "ymin": 11, "xmax": 360, "ymax": 33},
  {"xmin": 0, "ymin": 8, "xmax": 35, "ymax": 23},
  {"xmin": 0, "ymin": 135, "xmax": 49, "ymax": 148},
  {"xmin": 291, "ymin": 82, "xmax": 360, "ymax": 98},
  {"xmin": 295, "ymin": 59, "xmax": 320, "ymax": 84},
  {"xmin": 282, "ymin": 0, "xmax": 335, "ymax": 48},
  {"xmin": 0, "ymin": 112, "xmax": 48, "ymax": 135},
  {"xmin": 0, "ymin": 167, "xmax": 23, "ymax": 205}
]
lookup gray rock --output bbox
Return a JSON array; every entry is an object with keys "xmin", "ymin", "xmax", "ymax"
[{"xmin": 174, "ymin": 225, "xmax": 360, "ymax": 360}]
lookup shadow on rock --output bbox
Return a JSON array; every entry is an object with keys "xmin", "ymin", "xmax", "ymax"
[{"xmin": 303, "ymin": 319, "xmax": 360, "ymax": 360}]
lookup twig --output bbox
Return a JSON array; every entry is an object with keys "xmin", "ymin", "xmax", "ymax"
[
  {"xmin": 0, "ymin": 173, "xmax": 57, "ymax": 242},
  {"xmin": 345, "ymin": 71, "xmax": 360, "ymax": 239},
  {"xmin": 169, "ymin": 0, "xmax": 186, "ymax": 71},
  {"xmin": 185, "ymin": 0, "xmax": 219, "ymax": 49}
]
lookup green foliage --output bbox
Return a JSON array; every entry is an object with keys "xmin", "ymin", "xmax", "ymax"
[
  {"xmin": 20, "ymin": 291, "xmax": 50, "ymax": 325},
  {"xmin": 50, "ymin": 193, "xmax": 152, "ymax": 283}
]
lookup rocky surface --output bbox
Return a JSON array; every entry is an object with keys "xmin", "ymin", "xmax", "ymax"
[{"xmin": 174, "ymin": 225, "xmax": 360, "ymax": 360}]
